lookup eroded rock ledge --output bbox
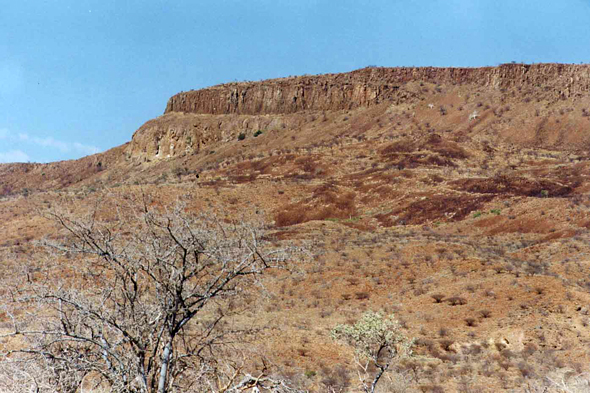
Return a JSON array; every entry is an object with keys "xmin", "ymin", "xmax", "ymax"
[{"xmin": 165, "ymin": 64, "xmax": 590, "ymax": 116}]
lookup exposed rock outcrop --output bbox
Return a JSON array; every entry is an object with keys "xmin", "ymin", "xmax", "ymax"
[
  {"xmin": 127, "ymin": 63, "xmax": 590, "ymax": 162},
  {"xmin": 165, "ymin": 64, "xmax": 590, "ymax": 116},
  {"xmin": 126, "ymin": 111, "xmax": 314, "ymax": 161}
]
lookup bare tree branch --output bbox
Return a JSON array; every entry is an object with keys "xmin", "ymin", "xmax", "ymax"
[{"xmin": 0, "ymin": 197, "xmax": 304, "ymax": 392}]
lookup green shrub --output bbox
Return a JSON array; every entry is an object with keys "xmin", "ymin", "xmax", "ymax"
[
  {"xmin": 237, "ymin": 133, "xmax": 246, "ymax": 141},
  {"xmin": 254, "ymin": 130, "xmax": 263, "ymax": 137},
  {"xmin": 332, "ymin": 312, "xmax": 414, "ymax": 393}
]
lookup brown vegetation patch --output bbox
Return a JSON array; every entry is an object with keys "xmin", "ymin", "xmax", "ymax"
[
  {"xmin": 236, "ymin": 155, "xmax": 290, "ymax": 174},
  {"xmin": 379, "ymin": 134, "xmax": 468, "ymax": 168},
  {"xmin": 525, "ymin": 163, "xmax": 586, "ymax": 191},
  {"xmin": 288, "ymin": 156, "xmax": 328, "ymax": 180},
  {"xmin": 346, "ymin": 168, "xmax": 404, "ymax": 189},
  {"xmin": 263, "ymin": 229, "xmax": 301, "ymax": 241},
  {"xmin": 341, "ymin": 168, "xmax": 405, "ymax": 203},
  {"xmin": 451, "ymin": 175, "xmax": 573, "ymax": 197},
  {"xmin": 396, "ymin": 153, "xmax": 457, "ymax": 168},
  {"xmin": 346, "ymin": 167, "xmax": 395, "ymax": 182},
  {"xmin": 472, "ymin": 215, "xmax": 507, "ymax": 229},
  {"xmin": 540, "ymin": 229, "xmax": 579, "ymax": 242},
  {"xmin": 359, "ymin": 185, "xmax": 397, "ymax": 204},
  {"xmin": 472, "ymin": 214, "xmax": 564, "ymax": 236},
  {"xmin": 381, "ymin": 134, "xmax": 469, "ymax": 160},
  {"xmin": 228, "ymin": 154, "xmax": 328, "ymax": 183},
  {"xmin": 340, "ymin": 219, "xmax": 375, "ymax": 232},
  {"xmin": 228, "ymin": 155, "xmax": 294, "ymax": 183},
  {"xmin": 275, "ymin": 183, "xmax": 357, "ymax": 227},
  {"xmin": 376, "ymin": 194, "xmax": 493, "ymax": 226}
]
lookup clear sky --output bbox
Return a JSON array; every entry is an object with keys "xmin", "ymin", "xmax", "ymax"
[{"xmin": 1, "ymin": 0, "xmax": 590, "ymax": 163}]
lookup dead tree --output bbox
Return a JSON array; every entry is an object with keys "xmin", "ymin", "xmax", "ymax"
[{"xmin": 0, "ymin": 198, "xmax": 302, "ymax": 392}]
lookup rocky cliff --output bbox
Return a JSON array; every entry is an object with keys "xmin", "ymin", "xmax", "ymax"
[
  {"xmin": 127, "ymin": 63, "xmax": 590, "ymax": 162},
  {"xmin": 127, "ymin": 112, "xmax": 311, "ymax": 161},
  {"xmin": 165, "ymin": 64, "xmax": 590, "ymax": 116}
]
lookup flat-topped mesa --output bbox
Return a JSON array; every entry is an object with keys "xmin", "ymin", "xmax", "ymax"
[{"xmin": 165, "ymin": 63, "xmax": 590, "ymax": 116}]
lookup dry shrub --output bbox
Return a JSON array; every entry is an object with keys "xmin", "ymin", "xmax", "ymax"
[
  {"xmin": 517, "ymin": 361, "xmax": 535, "ymax": 378},
  {"xmin": 418, "ymin": 384, "xmax": 444, "ymax": 393},
  {"xmin": 320, "ymin": 365, "xmax": 351, "ymax": 392},
  {"xmin": 439, "ymin": 340, "xmax": 455, "ymax": 352},
  {"xmin": 294, "ymin": 156, "xmax": 319, "ymax": 174},
  {"xmin": 465, "ymin": 318, "xmax": 477, "ymax": 327},
  {"xmin": 447, "ymin": 296, "xmax": 467, "ymax": 306},
  {"xmin": 355, "ymin": 291, "xmax": 371, "ymax": 300},
  {"xmin": 431, "ymin": 294, "xmax": 446, "ymax": 303}
]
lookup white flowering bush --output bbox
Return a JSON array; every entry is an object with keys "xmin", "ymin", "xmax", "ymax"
[{"xmin": 332, "ymin": 312, "xmax": 414, "ymax": 393}]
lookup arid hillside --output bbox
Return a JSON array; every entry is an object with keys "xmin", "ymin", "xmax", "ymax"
[{"xmin": 2, "ymin": 64, "xmax": 590, "ymax": 392}]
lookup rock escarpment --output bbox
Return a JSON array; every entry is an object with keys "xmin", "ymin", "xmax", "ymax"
[
  {"xmin": 165, "ymin": 64, "xmax": 590, "ymax": 116},
  {"xmin": 126, "ymin": 112, "xmax": 313, "ymax": 161},
  {"xmin": 128, "ymin": 63, "xmax": 590, "ymax": 161}
]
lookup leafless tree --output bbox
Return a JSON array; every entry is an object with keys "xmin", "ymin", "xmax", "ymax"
[{"xmin": 0, "ymin": 197, "xmax": 303, "ymax": 393}]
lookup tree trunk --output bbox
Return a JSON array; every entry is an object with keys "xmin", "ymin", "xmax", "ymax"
[
  {"xmin": 370, "ymin": 364, "xmax": 387, "ymax": 393},
  {"xmin": 157, "ymin": 342, "xmax": 172, "ymax": 393}
]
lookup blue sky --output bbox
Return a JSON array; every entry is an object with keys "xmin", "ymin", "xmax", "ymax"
[{"xmin": 1, "ymin": 0, "xmax": 590, "ymax": 163}]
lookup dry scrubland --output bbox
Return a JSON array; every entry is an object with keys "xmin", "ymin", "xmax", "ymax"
[{"xmin": 2, "ymin": 64, "xmax": 590, "ymax": 392}]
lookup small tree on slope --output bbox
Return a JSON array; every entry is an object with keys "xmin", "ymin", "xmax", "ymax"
[{"xmin": 331, "ymin": 312, "xmax": 414, "ymax": 393}]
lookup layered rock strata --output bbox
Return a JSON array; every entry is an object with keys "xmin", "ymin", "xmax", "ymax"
[{"xmin": 165, "ymin": 64, "xmax": 590, "ymax": 116}]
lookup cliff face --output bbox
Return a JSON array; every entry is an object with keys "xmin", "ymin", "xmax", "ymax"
[
  {"xmin": 165, "ymin": 64, "xmax": 590, "ymax": 116},
  {"xmin": 127, "ymin": 63, "xmax": 590, "ymax": 162},
  {"xmin": 126, "ymin": 111, "xmax": 315, "ymax": 161}
]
